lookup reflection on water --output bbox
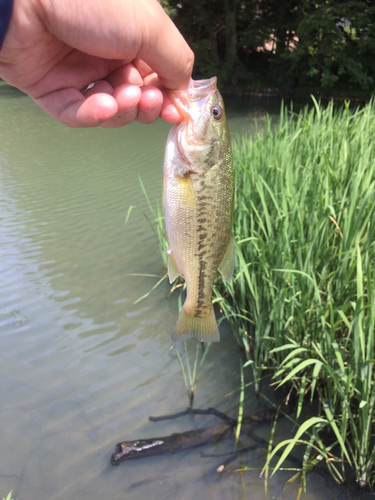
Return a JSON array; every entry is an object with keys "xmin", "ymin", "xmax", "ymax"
[{"xmin": 0, "ymin": 83, "xmax": 357, "ymax": 500}]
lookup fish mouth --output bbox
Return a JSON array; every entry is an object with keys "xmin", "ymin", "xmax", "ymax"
[
  {"xmin": 188, "ymin": 77, "xmax": 217, "ymax": 101},
  {"xmin": 167, "ymin": 77, "xmax": 218, "ymax": 116},
  {"xmin": 168, "ymin": 77, "xmax": 219, "ymax": 171}
]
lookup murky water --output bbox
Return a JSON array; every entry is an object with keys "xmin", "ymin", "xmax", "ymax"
[{"xmin": 0, "ymin": 83, "xmax": 366, "ymax": 500}]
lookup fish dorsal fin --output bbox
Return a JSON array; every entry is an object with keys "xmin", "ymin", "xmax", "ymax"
[
  {"xmin": 218, "ymin": 238, "xmax": 235, "ymax": 283},
  {"xmin": 168, "ymin": 251, "xmax": 182, "ymax": 284}
]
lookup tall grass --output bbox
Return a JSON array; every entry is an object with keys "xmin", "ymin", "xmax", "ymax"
[
  {"xmin": 216, "ymin": 97, "xmax": 375, "ymax": 487},
  {"xmin": 140, "ymin": 98, "xmax": 375, "ymax": 487}
]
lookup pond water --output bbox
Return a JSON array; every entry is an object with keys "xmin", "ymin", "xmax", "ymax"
[{"xmin": 0, "ymin": 83, "xmax": 366, "ymax": 500}]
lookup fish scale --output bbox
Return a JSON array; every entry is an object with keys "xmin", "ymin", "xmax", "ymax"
[{"xmin": 164, "ymin": 77, "xmax": 234, "ymax": 343}]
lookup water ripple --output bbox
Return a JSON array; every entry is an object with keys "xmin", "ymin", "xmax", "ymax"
[{"xmin": 0, "ymin": 87, "xmax": 325, "ymax": 500}]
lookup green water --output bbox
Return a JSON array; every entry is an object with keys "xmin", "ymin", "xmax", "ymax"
[{"xmin": 0, "ymin": 83, "xmax": 344, "ymax": 500}]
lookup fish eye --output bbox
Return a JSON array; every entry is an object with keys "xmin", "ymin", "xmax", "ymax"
[{"xmin": 211, "ymin": 105, "xmax": 223, "ymax": 120}]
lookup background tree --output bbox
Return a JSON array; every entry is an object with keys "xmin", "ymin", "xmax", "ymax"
[
  {"xmin": 161, "ymin": 0, "xmax": 375, "ymax": 95},
  {"xmin": 284, "ymin": 0, "xmax": 375, "ymax": 92}
]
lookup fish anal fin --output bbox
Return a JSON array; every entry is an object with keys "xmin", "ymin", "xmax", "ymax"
[
  {"xmin": 171, "ymin": 305, "xmax": 219, "ymax": 343},
  {"xmin": 168, "ymin": 251, "xmax": 182, "ymax": 284},
  {"xmin": 218, "ymin": 238, "xmax": 235, "ymax": 283}
]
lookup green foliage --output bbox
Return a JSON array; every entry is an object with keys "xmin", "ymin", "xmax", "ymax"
[
  {"xmin": 3, "ymin": 493, "xmax": 15, "ymax": 500},
  {"xmin": 216, "ymin": 98, "xmax": 375, "ymax": 486},
  {"xmin": 172, "ymin": 340, "xmax": 211, "ymax": 405},
  {"xmin": 168, "ymin": 0, "xmax": 375, "ymax": 95},
  {"xmin": 139, "ymin": 99, "xmax": 375, "ymax": 486},
  {"xmin": 158, "ymin": 0, "xmax": 177, "ymax": 18},
  {"xmin": 284, "ymin": 0, "xmax": 375, "ymax": 91},
  {"xmin": 166, "ymin": 0, "xmax": 247, "ymax": 86}
]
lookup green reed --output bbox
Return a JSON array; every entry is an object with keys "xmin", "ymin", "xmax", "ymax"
[
  {"xmin": 172, "ymin": 340, "xmax": 211, "ymax": 406},
  {"xmin": 137, "ymin": 98, "xmax": 375, "ymax": 488},
  {"xmin": 217, "ymin": 97, "xmax": 375, "ymax": 488}
]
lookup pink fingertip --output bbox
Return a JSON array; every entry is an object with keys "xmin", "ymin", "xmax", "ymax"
[
  {"xmin": 77, "ymin": 94, "xmax": 118, "ymax": 125},
  {"xmin": 160, "ymin": 94, "xmax": 184, "ymax": 123},
  {"xmin": 138, "ymin": 86, "xmax": 163, "ymax": 112},
  {"xmin": 113, "ymin": 84, "xmax": 142, "ymax": 111}
]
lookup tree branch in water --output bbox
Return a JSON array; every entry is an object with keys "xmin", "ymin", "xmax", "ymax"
[{"xmin": 111, "ymin": 407, "xmax": 277, "ymax": 466}]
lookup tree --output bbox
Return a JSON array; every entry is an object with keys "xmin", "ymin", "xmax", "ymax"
[
  {"xmin": 283, "ymin": 0, "xmax": 375, "ymax": 91},
  {"xmin": 166, "ymin": 0, "xmax": 248, "ymax": 85},
  {"xmin": 162, "ymin": 0, "xmax": 375, "ymax": 94}
]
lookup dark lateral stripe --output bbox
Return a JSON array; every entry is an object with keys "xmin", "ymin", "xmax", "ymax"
[
  {"xmin": 195, "ymin": 258, "xmax": 208, "ymax": 317},
  {"xmin": 197, "ymin": 197, "xmax": 208, "ymax": 204},
  {"xmin": 194, "ymin": 175, "xmax": 213, "ymax": 317}
]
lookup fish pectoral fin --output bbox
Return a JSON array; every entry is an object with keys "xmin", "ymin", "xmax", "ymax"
[
  {"xmin": 218, "ymin": 238, "xmax": 235, "ymax": 284},
  {"xmin": 172, "ymin": 156, "xmax": 190, "ymax": 177},
  {"xmin": 168, "ymin": 251, "xmax": 182, "ymax": 284}
]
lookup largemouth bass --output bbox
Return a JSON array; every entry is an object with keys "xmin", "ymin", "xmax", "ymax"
[{"xmin": 164, "ymin": 77, "xmax": 234, "ymax": 343}]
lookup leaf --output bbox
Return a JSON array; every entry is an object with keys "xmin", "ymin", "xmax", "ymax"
[
  {"xmin": 264, "ymin": 417, "xmax": 327, "ymax": 476},
  {"xmin": 310, "ymin": 360, "xmax": 323, "ymax": 401},
  {"xmin": 273, "ymin": 268, "xmax": 321, "ymax": 304},
  {"xmin": 133, "ymin": 274, "xmax": 168, "ymax": 304},
  {"xmin": 297, "ymin": 374, "xmax": 306, "ymax": 419},
  {"xmin": 276, "ymin": 359, "xmax": 321, "ymax": 386},
  {"xmin": 269, "ymin": 343, "xmax": 298, "ymax": 354},
  {"xmin": 337, "ymin": 309, "xmax": 351, "ymax": 330},
  {"xmin": 243, "ymin": 359, "xmax": 254, "ymax": 368},
  {"xmin": 276, "ymin": 347, "xmax": 309, "ymax": 369},
  {"xmin": 323, "ymin": 404, "xmax": 352, "ymax": 465},
  {"xmin": 332, "ymin": 342, "xmax": 345, "ymax": 373},
  {"xmin": 125, "ymin": 205, "xmax": 135, "ymax": 224},
  {"xmin": 235, "ymin": 360, "xmax": 245, "ymax": 448}
]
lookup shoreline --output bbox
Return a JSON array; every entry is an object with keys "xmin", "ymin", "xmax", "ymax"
[{"xmin": 221, "ymin": 86, "xmax": 373, "ymax": 103}]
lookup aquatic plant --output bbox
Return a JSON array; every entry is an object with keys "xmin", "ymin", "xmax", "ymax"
[
  {"xmin": 136, "ymin": 97, "xmax": 375, "ymax": 489},
  {"xmin": 218, "ymin": 97, "xmax": 375, "ymax": 489},
  {"xmin": 172, "ymin": 340, "xmax": 211, "ymax": 406},
  {"xmin": 3, "ymin": 493, "xmax": 15, "ymax": 500}
]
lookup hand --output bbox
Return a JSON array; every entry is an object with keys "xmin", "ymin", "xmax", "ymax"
[{"xmin": 0, "ymin": 0, "xmax": 194, "ymax": 127}]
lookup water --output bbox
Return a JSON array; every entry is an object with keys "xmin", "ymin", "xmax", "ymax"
[{"xmin": 0, "ymin": 83, "xmax": 363, "ymax": 500}]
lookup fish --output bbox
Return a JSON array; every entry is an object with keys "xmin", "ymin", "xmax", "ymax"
[{"xmin": 163, "ymin": 77, "xmax": 234, "ymax": 343}]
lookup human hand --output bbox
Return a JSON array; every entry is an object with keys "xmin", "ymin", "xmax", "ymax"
[{"xmin": 0, "ymin": 0, "xmax": 194, "ymax": 127}]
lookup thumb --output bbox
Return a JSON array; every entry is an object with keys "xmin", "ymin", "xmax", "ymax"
[{"xmin": 42, "ymin": 0, "xmax": 194, "ymax": 91}]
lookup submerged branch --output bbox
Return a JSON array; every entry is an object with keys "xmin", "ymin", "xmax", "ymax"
[
  {"xmin": 111, "ymin": 407, "xmax": 278, "ymax": 466},
  {"xmin": 111, "ymin": 423, "xmax": 232, "ymax": 465},
  {"xmin": 149, "ymin": 406, "xmax": 236, "ymax": 425}
]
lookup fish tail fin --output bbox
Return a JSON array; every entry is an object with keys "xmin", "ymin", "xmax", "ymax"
[{"xmin": 171, "ymin": 305, "xmax": 220, "ymax": 343}]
